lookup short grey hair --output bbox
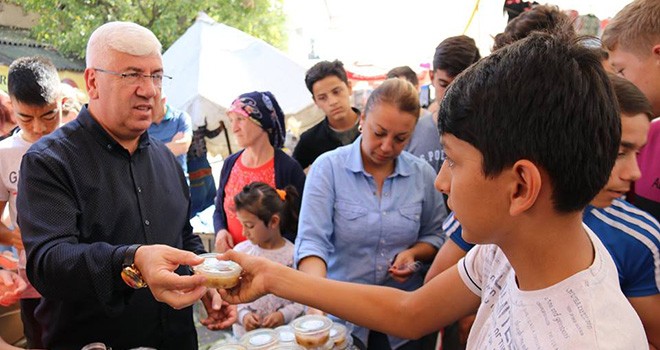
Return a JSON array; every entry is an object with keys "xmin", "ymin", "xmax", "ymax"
[{"xmin": 86, "ymin": 21, "xmax": 162, "ymax": 67}]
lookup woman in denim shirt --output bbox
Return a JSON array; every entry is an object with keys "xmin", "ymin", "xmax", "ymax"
[{"xmin": 294, "ymin": 78, "xmax": 448, "ymax": 350}]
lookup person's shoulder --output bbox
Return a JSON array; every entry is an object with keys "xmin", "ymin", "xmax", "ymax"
[
  {"xmin": 298, "ymin": 118, "xmax": 328, "ymax": 141},
  {"xmin": 233, "ymin": 240, "xmax": 253, "ymax": 252},
  {"xmin": 400, "ymin": 150, "xmax": 435, "ymax": 175},
  {"xmin": 590, "ymin": 199, "xmax": 660, "ymax": 233}
]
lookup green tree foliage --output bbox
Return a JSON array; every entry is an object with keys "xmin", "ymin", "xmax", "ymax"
[{"xmin": 13, "ymin": 0, "xmax": 287, "ymax": 59}]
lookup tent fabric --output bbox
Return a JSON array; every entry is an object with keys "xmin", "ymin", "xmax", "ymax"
[{"xmin": 163, "ymin": 12, "xmax": 321, "ymax": 157}]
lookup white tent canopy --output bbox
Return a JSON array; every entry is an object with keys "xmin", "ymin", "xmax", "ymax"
[{"xmin": 163, "ymin": 12, "xmax": 322, "ymax": 156}]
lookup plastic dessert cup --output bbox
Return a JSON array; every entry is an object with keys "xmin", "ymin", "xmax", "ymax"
[
  {"xmin": 291, "ymin": 315, "xmax": 333, "ymax": 348},
  {"xmin": 193, "ymin": 253, "xmax": 242, "ymax": 289},
  {"xmin": 240, "ymin": 329, "xmax": 279, "ymax": 350}
]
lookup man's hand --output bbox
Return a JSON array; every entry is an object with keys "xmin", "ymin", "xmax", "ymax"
[
  {"xmin": 261, "ymin": 311, "xmax": 284, "ymax": 328},
  {"xmin": 215, "ymin": 229, "xmax": 234, "ymax": 253},
  {"xmin": 0, "ymin": 269, "xmax": 27, "ymax": 306},
  {"xmin": 216, "ymin": 250, "xmax": 271, "ymax": 305},
  {"xmin": 243, "ymin": 312, "xmax": 261, "ymax": 331},
  {"xmin": 133, "ymin": 244, "xmax": 207, "ymax": 309},
  {"xmin": 200, "ymin": 288, "xmax": 237, "ymax": 330}
]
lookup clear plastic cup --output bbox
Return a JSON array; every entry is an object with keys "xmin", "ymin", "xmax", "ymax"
[
  {"xmin": 275, "ymin": 325, "xmax": 296, "ymax": 344},
  {"xmin": 210, "ymin": 344, "xmax": 248, "ymax": 350},
  {"xmin": 240, "ymin": 328, "xmax": 279, "ymax": 350},
  {"xmin": 291, "ymin": 315, "xmax": 333, "ymax": 348},
  {"xmin": 329, "ymin": 323, "xmax": 352, "ymax": 349},
  {"xmin": 193, "ymin": 253, "xmax": 242, "ymax": 289},
  {"xmin": 269, "ymin": 345, "xmax": 305, "ymax": 350}
]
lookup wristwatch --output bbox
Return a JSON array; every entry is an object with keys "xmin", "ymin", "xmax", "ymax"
[{"xmin": 121, "ymin": 244, "xmax": 147, "ymax": 289}]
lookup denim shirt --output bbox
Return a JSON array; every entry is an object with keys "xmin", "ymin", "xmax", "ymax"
[{"xmin": 295, "ymin": 136, "xmax": 447, "ymax": 347}]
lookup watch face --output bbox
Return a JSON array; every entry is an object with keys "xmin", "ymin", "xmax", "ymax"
[{"xmin": 121, "ymin": 265, "xmax": 148, "ymax": 289}]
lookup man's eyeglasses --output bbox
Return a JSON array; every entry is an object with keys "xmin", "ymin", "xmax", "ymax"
[{"xmin": 93, "ymin": 68, "xmax": 172, "ymax": 87}]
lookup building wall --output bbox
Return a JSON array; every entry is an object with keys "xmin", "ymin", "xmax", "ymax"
[{"xmin": 0, "ymin": 2, "xmax": 37, "ymax": 29}]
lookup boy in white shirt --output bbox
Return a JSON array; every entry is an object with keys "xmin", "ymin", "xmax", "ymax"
[
  {"xmin": 0, "ymin": 56, "xmax": 63, "ymax": 348},
  {"xmin": 217, "ymin": 32, "xmax": 648, "ymax": 349}
]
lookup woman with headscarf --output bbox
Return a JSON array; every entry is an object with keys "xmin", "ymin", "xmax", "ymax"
[{"xmin": 213, "ymin": 91, "xmax": 305, "ymax": 252}]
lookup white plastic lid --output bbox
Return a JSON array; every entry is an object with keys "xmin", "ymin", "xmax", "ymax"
[
  {"xmin": 291, "ymin": 315, "xmax": 333, "ymax": 335},
  {"xmin": 240, "ymin": 329, "xmax": 278, "ymax": 349},
  {"xmin": 195, "ymin": 253, "xmax": 242, "ymax": 277}
]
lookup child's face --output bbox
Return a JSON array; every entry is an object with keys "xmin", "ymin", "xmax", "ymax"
[
  {"xmin": 311, "ymin": 76, "xmax": 353, "ymax": 123},
  {"xmin": 609, "ymin": 48, "xmax": 660, "ymax": 115},
  {"xmin": 590, "ymin": 113, "xmax": 650, "ymax": 208},
  {"xmin": 435, "ymin": 133, "xmax": 511, "ymax": 244},
  {"xmin": 430, "ymin": 69, "xmax": 454, "ymax": 103},
  {"xmin": 11, "ymin": 99, "xmax": 62, "ymax": 143},
  {"xmin": 236, "ymin": 209, "xmax": 277, "ymax": 246}
]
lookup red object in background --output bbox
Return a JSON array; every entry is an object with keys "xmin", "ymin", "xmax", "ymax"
[{"xmin": 0, "ymin": 252, "xmax": 18, "ymax": 270}]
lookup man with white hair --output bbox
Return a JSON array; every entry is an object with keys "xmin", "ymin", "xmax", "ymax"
[{"xmin": 16, "ymin": 22, "xmax": 235, "ymax": 349}]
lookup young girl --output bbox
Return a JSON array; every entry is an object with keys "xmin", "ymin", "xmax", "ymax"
[{"xmin": 231, "ymin": 182, "xmax": 304, "ymax": 337}]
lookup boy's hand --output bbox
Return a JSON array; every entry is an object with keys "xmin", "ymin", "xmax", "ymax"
[
  {"xmin": 261, "ymin": 311, "xmax": 284, "ymax": 328},
  {"xmin": 217, "ymin": 250, "xmax": 271, "ymax": 305},
  {"xmin": 0, "ymin": 269, "xmax": 26, "ymax": 306},
  {"xmin": 243, "ymin": 312, "xmax": 261, "ymax": 331}
]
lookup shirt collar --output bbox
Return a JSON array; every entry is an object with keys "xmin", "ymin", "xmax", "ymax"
[{"xmin": 344, "ymin": 135, "xmax": 414, "ymax": 177}]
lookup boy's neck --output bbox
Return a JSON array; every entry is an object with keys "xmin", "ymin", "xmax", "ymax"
[
  {"xmin": 327, "ymin": 108, "xmax": 358, "ymax": 132},
  {"xmin": 499, "ymin": 211, "xmax": 594, "ymax": 291}
]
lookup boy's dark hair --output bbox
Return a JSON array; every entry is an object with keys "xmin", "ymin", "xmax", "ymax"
[
  {"xmin": 234, "ymin": 182, "xmax": 301, "ymax": 236},
  {"xmin": 439, "ymin": 32, "xmax": 620, "ymax": 213},
  {"xmin": 8, "ymin": 56, "xmax": 60, "ymax": 106},
  {"xmin": 386, "ymin": 66, "xmax": 419, "ymax": 87},
  {"xmin": 493, "ymin": 4, "xmax": 571, "ymax": 51},
  {"xmin": 433, "ymin": 35, "xmax": 481, "ymax": 78},
  {"xmin": 304, "ymin": 60, "xmax": 349, "ymax": 95},
  {"xmin": 609, "ymin": 73, "xmax": 654, "ymax": 121}
]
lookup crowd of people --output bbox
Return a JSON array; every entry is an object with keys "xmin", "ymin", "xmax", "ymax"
[{"xmin": 0, "ymin": 0, "xmax": 658, "ymax": 349}]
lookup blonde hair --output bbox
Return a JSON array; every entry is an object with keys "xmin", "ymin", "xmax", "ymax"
[
  {"xmin": 364, "ymin": 78, "xmax": 420, "ymax": 120},
  {"xmin": 86, "ymin": 21, "xmax": 162, "ymax": 67},
  {"xmin": 602, "ymin": 0, "xmax": 660, "ymax": 56}
]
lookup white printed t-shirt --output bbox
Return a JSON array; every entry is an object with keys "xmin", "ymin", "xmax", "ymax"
[
  {"xmin": 458, "ymin": 224, "xmax": 647, "ymax": 349},
  {"xmin": 0, "ymin": 132, "xmax": 33, "ymax": 227}
]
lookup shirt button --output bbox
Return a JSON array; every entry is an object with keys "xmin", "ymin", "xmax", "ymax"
[
  {"xmin": 384, "ymin": 192, "xmax": 389, "ymax": 197},
  {"xmin": 137, "ymin": 187, "xmax": 142, "ymax": 193},
  {"xmin": 382, "ymin": 211, "xmax": 387, "ymax": 215},
  {"xmin": 106, "ymin": 144, "xmax": 112, "ymax": 150},
  {"xmin": 144, "ymin": 220, "xmax": 150, "ymax": 226}
]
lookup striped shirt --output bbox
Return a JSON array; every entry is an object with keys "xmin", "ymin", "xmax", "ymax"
[{"xmin": 447, "ymin": 198, "xmax": 660, "ymax": 297}]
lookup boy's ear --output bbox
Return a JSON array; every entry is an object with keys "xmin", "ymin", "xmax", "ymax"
[
  {"xmin": 509, "ymin": 160, "xmax": 542, "ymax": 216},
  {"xmin": 653, "ymin": 44, "xmax": 660, "ymax": 59},
  {"xmin": 269, "ymin": 214, "xmax": 280, "ymax": 229}
]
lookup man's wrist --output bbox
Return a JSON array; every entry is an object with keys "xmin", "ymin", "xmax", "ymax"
[{"xmin": 121, "ymin": 244, "xmax": 147, "ymax": 289}]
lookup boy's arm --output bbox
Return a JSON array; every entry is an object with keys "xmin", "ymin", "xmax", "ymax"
[
  {"xmin": 628, "ymin": 295, "xmax": 660, "ymax": 349},
  {"xmin": 425, "ymin": 240, "xmax": 468, "ymax": 283},
  {"xmin": 220, "ymin": 250, "xmax": 481, "ymax": 339}
]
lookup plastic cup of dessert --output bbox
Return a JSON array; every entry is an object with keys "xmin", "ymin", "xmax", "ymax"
[
  {"xmin": 329, "ymin": 323, "xmax": 352, "ymax": 349},
  {"xmin": 209, "ymin": 344, "xmax": 248, "ymax": 350},
  {"xmin": 269, "ymin": 345, "xmax": 305, "ymax": 350},
  {"xmin": 275, "ymin": 325, "xmax": 297, "ymax": 344},
  {"xmin": 291, "ymin": 315, "xmax": 333, "ymax": 348},
  {"xmin": 240, "ymin": 328, "xmax": 279, "ymax": 350},
  {"xmin": 193, "ymin": 253, "xmax": 242, "ymax": 289}
]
